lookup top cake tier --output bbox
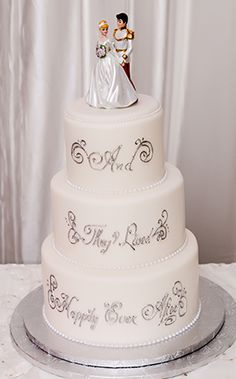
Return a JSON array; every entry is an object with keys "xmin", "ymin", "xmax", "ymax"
[{"xmin": 65, "ymin": 94, "xmax": 165, "ymax": 192}]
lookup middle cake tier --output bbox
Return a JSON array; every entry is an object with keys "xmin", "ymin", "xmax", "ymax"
[{"xmin": 51, "ymin": 163, "xmax": 186, "ymax": 269}]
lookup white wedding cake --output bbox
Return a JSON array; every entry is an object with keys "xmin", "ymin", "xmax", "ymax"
[{"xmin": 41, "ymin": 94, "xmax": 200, "ymax": 347}]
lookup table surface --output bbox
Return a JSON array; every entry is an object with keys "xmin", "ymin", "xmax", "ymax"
[{"xmin": 1, "ymin": 263, "xmax": 236, "ymax": 379}]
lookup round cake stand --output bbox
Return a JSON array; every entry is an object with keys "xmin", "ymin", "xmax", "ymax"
[{"xmin": 10, "ymin": 277, "xmax": 236, "ymax": 378}]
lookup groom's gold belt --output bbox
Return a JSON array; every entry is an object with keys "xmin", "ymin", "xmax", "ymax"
[{"xmin": 116, "ymin": 48, "xmax": 127, "ymax": 52}]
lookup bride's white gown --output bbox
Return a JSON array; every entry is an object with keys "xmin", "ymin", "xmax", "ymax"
[{"xmin": 87, "ymin": 39, "xmax": 137, "ymax": 108}]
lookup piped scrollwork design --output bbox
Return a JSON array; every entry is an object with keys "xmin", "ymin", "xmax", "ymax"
[
  {"xmin": 153, "ymin": 209, "xmax": 169, "ymax": 242},
  {"xmin": 134, "ymin": 138, "xmax": 154, "ymax": 163},
  {"xmin": 70, "ymin": 137, "xmax": 154, "ymax": 172},
  {"xmin": 66, "ymin": 211, "xmax": 84, "ymax": 245},
  {"xmin": 141, "ymin": 281, "xmax": 188, "ymax": 326},
  {"xmin": 71, "ymin": 139, "xmax": 87, "ymax": 165},
  {"xmin": 46, "ymin": 274, "xmax": 99, "ymax": 330},
  {"xmin": 47, "ymin": 275, "xmax": 69, "ymax": 312},
  {"xmin": 172, "ymin": 280, "xmax": 187, "ymax": 317},
  {"xmin": 65, "ymin": 209, "xmax": 169, "ymax": 255}
]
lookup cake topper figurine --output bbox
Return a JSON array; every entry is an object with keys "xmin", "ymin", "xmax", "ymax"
[
  {"xmin": 113, "ymin": 12, "xmax": 135, "ymax": 88},
  {"xmin": 86, "ymin": 18, "xmax": 137, "ymax": 109}
]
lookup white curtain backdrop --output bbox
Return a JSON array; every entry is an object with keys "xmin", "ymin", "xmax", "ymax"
[{"xmin": 1, "ymin": 0, "xmax": 236, "ymax": 263}]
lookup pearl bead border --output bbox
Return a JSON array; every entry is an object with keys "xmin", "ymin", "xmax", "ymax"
[
  {"xmin": 42, "ymin": 302, "xmax": 201, "ymax": 348},
  {"xmin": 66, "ymin": 168, "xmax": 168, "ymax": 195},
  {"xmin": 52, "ymin": 233, "xmax": 188, "ymax": 271}
]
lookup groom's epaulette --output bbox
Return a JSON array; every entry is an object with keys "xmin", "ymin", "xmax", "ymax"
[
  {"xmin": 113, "ymin": 28, "xmax": 118, "ymax": 37},
  {"xmin": 127, "ymin": 28, "xmax": 134, "ymax": 40}
]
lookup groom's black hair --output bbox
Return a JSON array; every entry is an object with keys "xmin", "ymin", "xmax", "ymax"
[{"xmin": 116, "ymin": 12, "xmax": 128, "ymax": 24}]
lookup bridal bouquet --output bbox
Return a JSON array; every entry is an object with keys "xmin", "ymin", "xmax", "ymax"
[{"xmin": 96, "ymin": 44, "xmax": 106, "ymax": 58}]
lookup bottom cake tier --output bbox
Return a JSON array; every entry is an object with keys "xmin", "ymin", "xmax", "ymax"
[{"xmin": 41, "ymin": 229, "xmax": 199, "ymax": 347}]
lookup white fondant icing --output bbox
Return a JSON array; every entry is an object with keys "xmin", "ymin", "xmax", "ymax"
[
  {"xmin": 41, "ymin": 94, "xmax": 200, "ymax": 349},
  {"xmin": 51, "ymin": 163, "xmax": 186, "ymax": 268},
  {"xmin": 42, "ymin": 230, "xmax": 199, "ymax": 347},
  {"xmin": 42, "ymin": 302, "xmax": 201, "ymax": 348},
  {"xmin": 65, "ymin": 94, "xmax": 165, "ymax": 191},
  {"xmin": 52, "ymin": 233, "xmax": 188, "ymax": 270},
  {"xmin": 66, "ymin": 168, "xmax": 168, "ymax": 194},
  {"xmin": 65, "ymin": 94, "xmax": 161, "ymax": 123}
]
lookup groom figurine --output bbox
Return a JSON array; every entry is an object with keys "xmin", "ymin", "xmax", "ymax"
[{"xmin": 113, "ymin": 12, "xmax": 135, "ymax": 87}]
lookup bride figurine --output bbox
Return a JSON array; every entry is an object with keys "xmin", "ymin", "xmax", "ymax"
[{"xmin": 86, "ymin": 20, "xmax": 138, "ymax": 109}]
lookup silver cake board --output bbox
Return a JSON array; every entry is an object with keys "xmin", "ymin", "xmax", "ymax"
[{"xmin": 10, "ymin": 277, "xmax": 236, "ymax": 378}]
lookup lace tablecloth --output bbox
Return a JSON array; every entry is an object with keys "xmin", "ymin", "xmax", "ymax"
[{"xmin": 1, "ymin": 263, "xmax": 236, "ymax": 378}]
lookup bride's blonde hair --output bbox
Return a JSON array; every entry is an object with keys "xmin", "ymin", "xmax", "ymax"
[{"xmin": 99, "ymin": 20, "xmax": 109, "ymax": 30}]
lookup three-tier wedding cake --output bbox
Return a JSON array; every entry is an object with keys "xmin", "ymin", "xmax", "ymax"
[{"xmin": 41, "ymin": 94, "xmax": 200, "ymax": 347}]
